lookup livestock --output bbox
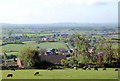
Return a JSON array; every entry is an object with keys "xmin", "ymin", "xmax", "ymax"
[
  {"xmin": 115, "ymin": 69, "xmax": 119, "ymax": 71},
  {"xmin": 103, "ymin": 68, "xmax": 106, "ymax": 71},
  {"xmin": 47, "ymin": 67, "xmax": 53, "ymax": 71},
  {"xmin": 87, "ymin": 67, "xmax": 91, "ymax": 70},
  {"xmin": 74, "ymin": 67, "xmax": 77, "ymax": 70},
  {"xmin": 82, "ymin": 66, "xmax": 87, "ymax": 70},
  {"xmin": 34, "ymin": 72, "xmax": 39, "ymax": 75},
  {"xmin": 7, "ymin": 74, "xmax": 13, "ymax": 77},
  {"xmin": 94, "ymin": 67, "xmax": 98, "ymax": 71},
  {"xmin": 11, "ymin": 68, "xmax": 15, "ymax": 71}
]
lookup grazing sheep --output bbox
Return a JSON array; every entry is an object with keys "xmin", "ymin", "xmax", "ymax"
[
  {"xmin": 11, "ymin": 68, "xmax": 15, "ymax": 71},
  {"xmin": 7, "ymin": 74, "xmax": 13, "ymax": 77},
  {"xmin": 94, "ymin": 67, "xmax": 98, "ymax": 71},
  {"xmin": 82, "ymin": 66, "xmax": 87, "ymax": 70},
  {"xmin": 103, "ymin": 68, "xmax": 106, "ymax": 71},
  {"xmin": 47, "ymin": 67, "xmax": 53, "ymax": 71},
  {"xmin": 74, "ymin": 67, "xmax": 77, "ymax": 70},
  {"xmin": 87, "ymin": 67, "xmax": 91, "ymax": 70},
  {"xmin": 34, "ymin": 72, "xmax": 39, "ymax": 75},
  {"xmin": 115, "ymin": 69, "xmax": 119, "ymax": 71}
]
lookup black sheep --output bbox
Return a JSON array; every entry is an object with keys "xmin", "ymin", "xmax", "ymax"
[
  {"xmin": 47, "ymin": 67, "xmax": 53, "ymax": 71},
  {"xmin": 115, "ymin": 69, "xmax": 119, "ymax": 71},
  {"xmin": 11, "ymin": 68, "xmax": 15, "ymax": 71},
  {"xmin": 94, "ymin": 67, "xmax": 98, "ymax": 71},
  {"xmin": 34, "ymin": 72, "xmax": 39, "ymax": 75},
  {"xmin": 7, "ymin": 74, "xmax": 13, "ymax": 77},
  {"xmin": 87, "ymin": 67, "xmax": 91, "ymax": 70},
  {"xmin": 103, "ymin": 68, "xmax": 106, "ymax": 71}
]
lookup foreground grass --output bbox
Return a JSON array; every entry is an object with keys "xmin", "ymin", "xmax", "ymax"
[{"xmin": 2, "ymin": 68, "xmax": 118, "ymax": 79}]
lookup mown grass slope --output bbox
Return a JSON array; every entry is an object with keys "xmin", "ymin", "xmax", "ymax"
[{"xmin": 2, "ymin": 68, "xmax": 118, "ymax": 79}]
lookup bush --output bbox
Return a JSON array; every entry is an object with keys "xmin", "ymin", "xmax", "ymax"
[
  {"xmin": 1, "ymin": 65, "xmax": 18, "ymax": 70},
  {"xmin": 64, "ymin": 57, "xmax": 79, "ymax": 67}
]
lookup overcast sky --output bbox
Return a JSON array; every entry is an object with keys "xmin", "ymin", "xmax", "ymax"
[{"xmin": 0, "ymin": 0, "xmax": 119, "ymax": 24}]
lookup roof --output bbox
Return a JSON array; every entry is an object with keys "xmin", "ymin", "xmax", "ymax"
[
  {"xmin": 97, "ymin": 52, "xmax": 104, "ymax": 56},
  {"xmin": 46, "ymin": 48, "xmax": 52, "ymax": 51},
  {"xmin": 6, "ymin": 62, "xmax": 17, "ymax": 65}
]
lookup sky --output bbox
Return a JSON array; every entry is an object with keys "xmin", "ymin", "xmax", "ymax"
[{"xmin": 0, "ymin": 0, "xmax": 119, "ymax": 24}]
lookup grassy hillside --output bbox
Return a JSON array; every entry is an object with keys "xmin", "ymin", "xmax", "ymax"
[{"xmin": 2, "ymin": 68, "xmax": 118, "ymax": 79}]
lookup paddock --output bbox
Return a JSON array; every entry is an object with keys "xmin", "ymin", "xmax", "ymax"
[{"xmin": 2, "ymin": 68, "xmax": 118, "ymax": 79}]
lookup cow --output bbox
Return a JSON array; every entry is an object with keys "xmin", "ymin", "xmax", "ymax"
[
  {"xmin": 74, "ymin": 67, "xmax": 77, "ymax": 70},
  {"xmin": 115, "ymin": 69, "xmax": 119, "ymax": 71},
  {"xmin": 34, "ymin": 72, "xmax": 39, "ymax": 75},
  {"xmin": 47, "ymin": 67, "xmax": 53, "ymax": 71},
  {"xmin": 103, "ymin": 68, "xmax": 106, "ymax": 71},
  {"xmin": 7, "ymin": 74, "xmax": 13, "ymax": 77}
]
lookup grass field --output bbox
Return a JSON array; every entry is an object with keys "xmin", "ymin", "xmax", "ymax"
[
  {"xmin": 2, "ymin": 41, "xmax": 68, "ymax": 53},
  {"xmin": 23, "ymin": 41, "xmax": 68, "ymax": 49},
  {"xmin": 2, "ymin": 44, "xmax": 23, "ymax": 52},
  {"xmin": 2, "ymin": 68, "xmax": 118, "ymax": 79}
]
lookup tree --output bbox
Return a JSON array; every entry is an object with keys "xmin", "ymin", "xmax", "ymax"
[
  {"xmin": 19, "ymin": 46, "xmax": 40, "ymax": 68},
  {"xmin": 102, "ymin": 40, "xmax": 114, "ymax": 64},
  {"xmin": 65, "ymin": 57, "xmax": 79, "ymax": 67},
  {"xmin": 114, "ymin": 47, "xmax": 120, "ymax": 63},
  {"xmin": 58, "ymin": 48, "xmax": 66, "ymax": 54},
  {"xmin": 35, "ymin": 38, "xmax": 41, "ymax": 44},
  {"xmin": 8, "ymin": 30, "xmax": 13, "ymax": 37},
  {"xmin": 3, "ymin": 52, "xmax": 7, "ymax": 65},
  {"xmin": 39, "ymin": 49, "xmax": 46, "ymax": 55},
  {"xmin": 74, "ymin": 34, "xmax": 90, "ymax": 64}
]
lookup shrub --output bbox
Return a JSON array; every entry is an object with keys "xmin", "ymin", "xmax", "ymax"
[{"xmin": 2, "ymin": 65, "xmax": 18, "ymax": 70}]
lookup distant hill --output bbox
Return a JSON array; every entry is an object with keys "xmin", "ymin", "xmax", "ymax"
[{"xmin": 1, "ymin": 22, "xmax": 117, "ymax": 28}]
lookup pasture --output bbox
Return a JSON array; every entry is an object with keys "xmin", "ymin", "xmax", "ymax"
[
  {"xmin": 23, "ymin": 41, "xmax": 68, "ymax": 49},
  {"xmin": 2, "ymin": 41, "xmax": 68, "ymax": 53},
  {"xmin": 2, "ymin": 68, "xmax": 118, "ymax": 79}
]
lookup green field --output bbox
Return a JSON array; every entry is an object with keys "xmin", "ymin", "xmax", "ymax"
[
  {"xmin": 2, "ymin": 44, "xmax": 23, "ymax": 52},
  {"xmin": 23, "ymin": 41, "xmax": 68, "ymax": 49},
  {"xmin": 2, "ymin": 41, "xmax": 68, "ymax": 53},
  {"xmin": 2, "ymin": 68, "xmax": 118, "ymax": 79}
]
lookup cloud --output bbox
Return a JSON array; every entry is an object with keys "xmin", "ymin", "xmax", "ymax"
[
  {"xmin": 44, "ymin": 1, "xmax": 52, "ymax": 7},
  {"xmin": 44, "ymin": 0, "xmax": 65, "ymax": 8},
  {"xmin": 0, "ymin": 2, "xmax": 18, "ymax": 9}
]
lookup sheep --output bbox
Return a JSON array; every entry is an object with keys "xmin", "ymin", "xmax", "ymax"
[
  {"xmin": 82, "ymin": 66, "xmax": 87, "ymax": 70},
  {"xmin": 34, "ymin": 72, "xmax": 39, "ymax": 75},
  {"xmin": 11, "ymin": 68, "xmax": 15, "ymax": 71},
  {"xmin": 74, "ymin": 67, "xmax": 77, "ymax": 70},
  {"xmin": 115, "ymin": 69, "xmax": 119, "ymax": 71},
  {"xmin": 94, "ymin": 67, "xmax": 98, "ymax": 71},
  {"xmin": 47, "ymin": 67, "xmax": 53, "ymax": 71},
  {"xmin": 7, "ymin": 74, "xmax": 13, "ymax": 77},
  {"xmin": 87, "ymin": 67, "xmax": 91, "ymax": 70},
  {"xmin": 103, "ymin": 68, "xmax": 106, "ymax": 71}
]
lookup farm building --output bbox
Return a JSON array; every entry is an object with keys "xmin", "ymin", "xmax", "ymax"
[
  {"xmin": 42, "ymin": 37, "xmax": 48, "ymax": 41},
  {"xmin": 46, "ymin": 48, "xmax": 56, "ymax": 55},
  {"xmin": 6, "ymin": 62, "xmax": 17, "ymax": 66},
  {"xmin": 17, "ymin": 58, "xmax": 23, "ymax": 68},
  {"xmin": 97, "ymin": 52, "xmax": 104, "ymax": 64}
]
